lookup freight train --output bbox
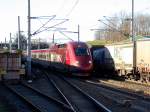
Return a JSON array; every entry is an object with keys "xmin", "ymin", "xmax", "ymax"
[
  {"xmin": 31, "ymin": 41, "xmax": 93, "ymax": 76},
  {"xmin": 92, "ymin": 39, "xmax": 150, "ymax": 82}
]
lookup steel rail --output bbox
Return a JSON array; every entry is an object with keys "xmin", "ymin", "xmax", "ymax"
[
  {"xmin": 85, "ymin": 80, "xmax": 150, "ymax": 101},
  {"xmin": 70, "ymin": 78, "xmax": 150, "ymax": 112},
  {"xmin": 43, "ymin": 71, "xmax": 77, "ymax": 112},
  {"xmin": 5, "ymin": 82, "xmax": 73, "ymax": 112},
  {"xmin": 61, "ymin": 77, "xmax": 112, "ymax": 112},
  {"xmin": 21, "ymin": 81, "xmax": 73, "ymax": 110},
  {"xmin": 4, "ymin": 83, "xmax": 43, "ymax": 112}
]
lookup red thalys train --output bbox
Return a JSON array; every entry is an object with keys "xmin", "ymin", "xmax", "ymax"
[{"xmin": 31, "ymin": 41, "xmax": 93, "ymax": 76}]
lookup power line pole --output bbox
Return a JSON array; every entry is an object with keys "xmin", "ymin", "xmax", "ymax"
[
  {"xmin": 9, "ymin": 33, "xmax": 12, "ymax": 52},
  {"xmin": 18, "ymin": 16, "xmax": 21, "ymax": 49},
  {"xmin": 52, "ymin": 33, "xmax": 55, "ymax": 43},
  {"xmin": 132, "ymin": 0, "xmax": 137, "ymax": 75},
  {"xmin": 38, "ymin": 37, "xmax": 40, "ymax": 49},
  {"xmin": 5, "ymin": 37, "xmax": 7, "ymax": 48},
  {"xmin": 27, "ymin": 0, "xmax": 32, "ymax": 82},
  {"xmin": 0, "ymin": 41, "xmax": 1, "ymax": 49},
  {"xmin": 78, "ymin": 24, "xmax": 80, "ymax": 42}
]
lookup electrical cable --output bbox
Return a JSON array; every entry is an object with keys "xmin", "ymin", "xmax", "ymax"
[{"xmin": 65, "ymin": 0, "xmax": 79, "ymax": 17}]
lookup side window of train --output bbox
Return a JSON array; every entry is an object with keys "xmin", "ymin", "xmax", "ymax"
[
  {"xmin": 32, "ymin": 54, "xmax": 35, "ymax": 58},
  {"xmin": 36, "ymin": 53, "xmax": 38, "ymax": 58},
  {"xmin": 51, "ymin": 53, "xmax": 56, "ymax": 61},
  {"xmin": 41, "ymin": 54, "xmax": 43, "ymax": 59},
  {"xmin": 48, "ymin": 53, "xmax": 51, "ymax": 61},
  {"xmin": 39, "ymin": 53, "xmax": 42, "ymax": 59},
  {"xmin": 43, "ymin": 53, "xmax": 46, "ymax": 59},
  {"xmin": 34, "ymin": 54, "xmax": 36, "ymax": 58},
  {"xmin": 46, "ymin": 54, "xmax": 48, "ymax": 60},
  {"xmin": 58, "ymin": 44, "xmax": 66, "ymax": 48}
]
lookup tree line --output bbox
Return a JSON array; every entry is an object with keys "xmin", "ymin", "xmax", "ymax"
[
  {"xmin": 0, "ymin": 34, "xmax": 49, "ymax": 50},
  {"xmin": 94, "ymin": 12, "xmax": 150, "ymax": 42}
]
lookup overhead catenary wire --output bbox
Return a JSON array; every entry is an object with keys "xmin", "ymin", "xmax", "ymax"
[
  {"xmin": 59, "ymin": 31, "xmax": 74, "ymax": 41},
  {"xmin": 65, "ymin": 0, "xmax": 79, "ymax": 17},
  {"xmin": 32, "ymin": 15, "xmax": 56, "ymax": 35},
  {"xmin": 60, "ymin": 0, "xmax": 79, "ymax": 41},
  {"xmin": 55, "ymin": 0, "xmax": 67, "ymax": 16},
  {"xmin": 32, "ymin": 19, "xmax": 69, "ymax": 35},
  {"xmin": 30, "ymin": 0, "xmax": 79, "ymax": 42}
]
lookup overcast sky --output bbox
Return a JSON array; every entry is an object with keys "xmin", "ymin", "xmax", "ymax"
[{"xmin": 0, "ymin": 0, "xmax": 150, "ymax": 43}]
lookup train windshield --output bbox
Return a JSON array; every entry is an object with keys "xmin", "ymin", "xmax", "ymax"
[{"xmin": 75, "ymin": 47, "xmax": 89, "ymax": 56}]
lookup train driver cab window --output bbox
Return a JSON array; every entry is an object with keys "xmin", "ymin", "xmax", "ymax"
[{"xmin": 75, "ymin": 47, "xmax": 89, "ymax": 56}]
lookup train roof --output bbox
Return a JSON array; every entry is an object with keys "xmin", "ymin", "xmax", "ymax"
[
  {"xmin": 67, "ymin": 41, "xmax": 88, "ymax": 46},
  {"xmin": 31, "ymin": 41, "xmax": 89, "ymax": 53},
  {"xmin": 55, "ymin": 41, "xmax": 88, "ymax": 48}
]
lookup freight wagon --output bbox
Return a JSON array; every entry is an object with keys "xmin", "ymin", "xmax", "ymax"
[
  {"xmin": 0, "ymin": 51, "xmax": 25, "ymax": 81},
  {"xmin": 93, "ymin": 39, "xmax": 150, "ymax": 82}
]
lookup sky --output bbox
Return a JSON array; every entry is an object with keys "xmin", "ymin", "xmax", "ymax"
[{"xmin": 0, "ymin": 0, "xmax": 150, "ymax": 43}]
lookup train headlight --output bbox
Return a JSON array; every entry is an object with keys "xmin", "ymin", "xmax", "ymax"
[
  {"xmin": 89, "ymin": 60, "xmax": 92, "ymax": 64},
  {"xmin": 75, "ymin": 61, "xmax": 79, "ymax": 65}
]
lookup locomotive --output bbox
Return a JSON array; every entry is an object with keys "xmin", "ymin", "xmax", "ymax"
[
  {"xmin": 92, "ymin": 39, "xmax": 150, "ymax": 82},
  {"xmin": 31, "ymin": 41, "xmax": 93, "ymax": 76}
]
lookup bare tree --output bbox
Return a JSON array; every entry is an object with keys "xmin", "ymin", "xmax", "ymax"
[
  {"xmin": 95, "ymin": 12, "xmax": 150, "ymax": 42},
  {"xmin": 135, "ymin": 14, "xmax": 150, "ymax": 36}
]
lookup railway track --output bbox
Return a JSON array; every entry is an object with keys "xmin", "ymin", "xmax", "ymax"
[
  {"xmin": 29, "ymin": 68, "xmax": 76, "ymax": 111},
  {"xmin": 86, "ymin": 79, "xmax": 150, "ymax": 100},
  {"xmin": 46, "ymin": 72, "xmax": 111, "ymax": 112},
  {"xmin": 4, "ymin": 82, "xmax": 73, "ymax": 112},
  {"xmin": 66, "ymin": 77, "xmax": 150, "ymax": 112},
  {"xmin": 15, "ymin": 66, "xmax": 149, "ymax": 112},
  {"xmin": 30, "ymin": 68, "xmax": 70, "ymax": 105},
  {"xmin": 26, "ymin": 68, "xmax": 111, "ymax": 112}
]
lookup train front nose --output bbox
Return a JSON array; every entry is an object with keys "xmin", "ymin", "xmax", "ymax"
[
  {"xmin": 72, "ymin": 59, "xmax": 93, "ymax": 72},
  {"xmin": 80, "ymin": 60, "xmax": 93, "ymax": 71}
]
